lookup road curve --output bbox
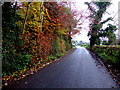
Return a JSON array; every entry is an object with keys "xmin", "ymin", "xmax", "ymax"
[{"xmin": 9, "ymin": 47, "xmax": 118, "ymax": 88}]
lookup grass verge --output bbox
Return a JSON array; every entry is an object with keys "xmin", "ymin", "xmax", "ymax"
[{"xmin": 88, "ymin": 45, "xmax": 120, "ymax": 86}]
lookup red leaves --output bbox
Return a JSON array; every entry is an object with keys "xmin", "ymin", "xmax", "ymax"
[
  {"xmin": 31, "ymin": 58, "xmax": 39, "ymax": 62},
  {"xmin": 18, "ymin": 1, "xmax": 78, "ymax": 69}
]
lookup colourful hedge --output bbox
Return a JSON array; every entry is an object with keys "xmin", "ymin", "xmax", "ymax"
[{"xmin": 2, "ymin": 2, "xmax": 78, "ymax": 77}]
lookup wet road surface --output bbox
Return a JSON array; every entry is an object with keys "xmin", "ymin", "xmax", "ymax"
[{"xmin": 10, "ymin": 47, "xmax": 118, "ymax": 88}]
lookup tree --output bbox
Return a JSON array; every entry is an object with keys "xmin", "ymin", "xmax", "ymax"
[
  {"xmin": 2, "ymin": 2, "xmax": 79, "ymax": 76},
  {"xmin": 85, "ymin": 1, "xmax": 111, "ymax": 47},
  {"xmin": 99, "ymin": 24, "xmax": 117, "ymax": 45},
  {"xmin": 2, "ymin": 2, "xmax": 24, "ymax": 75}
]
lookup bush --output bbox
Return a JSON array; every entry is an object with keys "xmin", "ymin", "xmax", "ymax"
[
  {"xmin": 48, "ymin": 55, "xmax": 57, "ymax": 61},
  {"xmin": 2, "ymin": 54, "xmax": 31, "ymax": 76},
  {"xmin": 56, "ymin": 53, "xmax": 64, "ymax": 58},
  {"xmin": 92, "ymin": 46, "xmax": 120, "ymax": 68}
]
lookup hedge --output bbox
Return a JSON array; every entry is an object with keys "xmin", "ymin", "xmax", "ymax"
[{"xmin": 92, "ymin": 45, "xmax": 120, "ymax": 69}]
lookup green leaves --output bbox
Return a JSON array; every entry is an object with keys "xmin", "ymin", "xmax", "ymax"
[
  {"xmin": 86, "ymin": 1, "xmax": 112, "ymax": 47},
  {"xmin": 93, "ymin": 46, "xmax": 120, "ymax": 68},
  {"xmin": 2, "ymin": 2, "xmax": 76, "ymax": 81}
]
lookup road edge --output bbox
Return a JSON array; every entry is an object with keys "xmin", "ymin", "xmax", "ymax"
[
  {"xmin": 87, "ymin": 49, "xmax": 120, "ymax": 87},
  {"xmin": 2, "ymin": 48, "xmax": 76, "ymax": 88}
]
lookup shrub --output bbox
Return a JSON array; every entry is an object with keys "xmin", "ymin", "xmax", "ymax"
[{"xmin": 92, "ymin": 46, "xmax": 120, "ymax": 69}]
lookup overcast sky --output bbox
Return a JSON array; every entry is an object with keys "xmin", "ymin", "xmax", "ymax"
[{"xmin": 71, "ymin": 0, "xmax": 120, "ymax": 43}]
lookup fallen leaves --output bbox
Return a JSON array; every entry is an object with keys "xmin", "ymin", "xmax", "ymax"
[
  {"xmin": 2, "ymin": 49, "xmax": 75, "ymax": 87},
  {"xmin": 2, "ymin": 56, "xmax": 62, "ymax": 87}
]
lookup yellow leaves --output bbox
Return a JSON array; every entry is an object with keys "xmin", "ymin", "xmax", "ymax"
[
  {"xmin": 61, "ymin": 39, "xmax": 66, "ymax": 52},
  {"xmin": 23, "ymin": 68, "xmax": 27, "ymax": 72},
  {"xmin": 41, "ymin": 11, "xmax": 45, "ymax": 15},
  {"xmin": 55, "ymin": 37, "xmax": 66, "ymax": 53},
  {"xmin": 16, "ymin": 21, "xmax": 22, "ymax": 26},
  {"xmin": 45, "ymin": 8, "xmax": 51, "ymax": 19},
  {"xmin": 57, "ymin": 29, "xmax": 67, "ymax": 35},
  {"xmin": 33, "ymin": 13, "xmax": 37, "ymax": 18},
  {"xmin": 34, "ymin": 17, "xmax": 40, "ymax": 21},
  {"xmin": 28, "ymin": 21, "xmax": 33, "ymax": 24},
  {"xmin": 44, "ymin": 18, "xmax": 50, "ymax": 24}
]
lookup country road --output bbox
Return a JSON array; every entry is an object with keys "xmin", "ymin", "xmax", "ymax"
[{"xmin": 7, "ymin": 47, "xmax": 118, "ymax": 88}]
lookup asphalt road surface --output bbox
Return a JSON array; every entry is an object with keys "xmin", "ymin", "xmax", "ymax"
[{"xmin": 9, "ymin": 47, "xmax": 118, "ymax": 88}]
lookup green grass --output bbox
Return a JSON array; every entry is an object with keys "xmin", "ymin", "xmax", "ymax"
[
  {"xmin": 91, "ymin": 45, "xmax": 120, "ymax": 68},
  {"xmin": 95, "ymin": 45, "xmax": 120, "ymax": 47},
  {"xmin": 80, "ymin": 44, "xmax": 89, "ymax": 48}
]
